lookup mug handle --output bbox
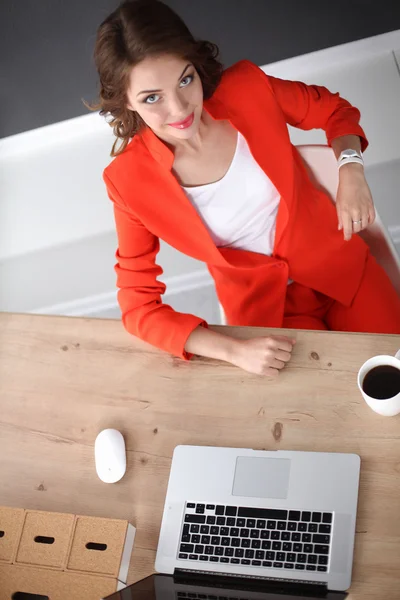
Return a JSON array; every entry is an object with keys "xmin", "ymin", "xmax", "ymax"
[{"xmin": 396, "ymin": 350, "xmax": 400, "ymax": 360}]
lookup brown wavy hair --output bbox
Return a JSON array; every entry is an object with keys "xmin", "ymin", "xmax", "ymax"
[{"xmin": 90, "ymin": 0, "xmax": 224, "ymax": 156}]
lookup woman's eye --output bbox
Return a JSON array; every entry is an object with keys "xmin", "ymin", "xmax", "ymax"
[
  {"xmin": 180, "ymin": 74, "xmax": 193, "ymax": 87},
  {"xmin": 144, "ymin": 94, "xmax": 160, "ymax": 104}
]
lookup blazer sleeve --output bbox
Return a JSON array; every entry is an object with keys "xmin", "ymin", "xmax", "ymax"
[
  {"xmin": 104, "ymin": 172, "xmax": 208, "ymax": 360},
  {"xmin": 246, "ymin": 61, "xmax": 368, "ymax": 151}
]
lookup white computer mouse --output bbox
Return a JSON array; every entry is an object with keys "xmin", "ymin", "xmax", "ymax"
[{"xmin": 95, "ymin": 429, "xmax": 126, "ymax": 483}]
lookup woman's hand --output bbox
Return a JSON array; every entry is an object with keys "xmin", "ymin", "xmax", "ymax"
[
  {"xmin": 336, "ymin": 163, "xmax": 376, "ymax": 241},
  {"xmin": 229, "ymin": 335, "xmax": 296, "ymax": 377}
]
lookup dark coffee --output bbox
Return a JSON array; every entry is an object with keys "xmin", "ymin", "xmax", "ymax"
[{"xmin": 362, "ymin": 365, "xmax": 400, "ymax": 399}]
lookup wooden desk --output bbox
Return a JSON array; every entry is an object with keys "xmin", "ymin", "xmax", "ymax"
[{"xmin": 0, "ymin": 312, "xmax": 399, "ymax": 598}]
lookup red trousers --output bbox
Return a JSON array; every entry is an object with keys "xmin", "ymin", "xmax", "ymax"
[{"xmin": 283, "ymin": 254, "xmax": 400, "ymax": 334}]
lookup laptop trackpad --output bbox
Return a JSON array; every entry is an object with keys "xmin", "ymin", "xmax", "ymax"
[{"xmin": 232, "ymin": 457, "xmax": 291, "ymax": 499}]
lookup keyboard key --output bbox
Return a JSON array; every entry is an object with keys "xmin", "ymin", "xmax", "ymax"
[
  {"xmin": 211, "ymin": 536, "xmax": 220, "ymax": 545},
  {"xmin": 285, "ymin": 563, "xmax": 294, "ymax": 569},
  {"xmin": 238, "ymin": 508, "xmax": 288, "ymax": 520},
  {"xmin": 313, "ymin": 534, "xmax": 330, "ymax": 544},
  {"xmin": 257, "ymin": 519, "xmax": 266, "ymax": 529},
  {"xmin": 210, "ymin": 556, "xmax": 219, "ymax": 562},
  {"xmin": 252, "ymin": 560, "xmax": 262, "ymax": 566},
  {"xmin": 302, "ymin": 512, "xmax": 311, "ymax": 522},
  {"xmin": 295, "ymin": 564, "xmax": 305, "ymax": 570},
  {"xmin": 315, "ymin": 545, "xmax": 329, "ymax": 554},
  {"xmin": 180, "ymin": 544, "xmax": 194, "ymax": 553},
  {"xmin": 190, "ymin": 525, "xmax": 200, "ymax": 534},
  {"xmin": 237, "ymin": 518, "xmax": 246, "ymax": 527},
  {"xmin": 240, "ymin": 528, "xmax": 250, "ymax": 537},
  {"xmin": 276, "ymin": 552, "xmax": 285, "ymax": 561},
  {"xmin": 308, "ymin": 555, "xmax": 317, "ymax": 564},
  {"xmin": 266, "ymin": 551, "xmax": 275, "ymax": 561},
  {"xmin": 187, "ymin": 503, "xmax": 195, "ymax": 509},
  {"xmin": 297, "ymin": 554, "xmax": 306, "ymax": 563},
  {"xmin": 179, "ymin": 553, "xmax": 188, "ymax": 559},
  {"xmin": 261, "ymin": 531, "xmax": 270, "ymax": 539},
  {"xmin": 318, "ymin": 566, "xmax": 328, "ymax": 572},
  {"xmin": 319, "ymin": 524, "xmax": 331, "ymax": 534},
  {"xmin": 308, "ymin": 523, "xmax": 318, "ymax": 533},
  {"xmin": 205, "ymin": 546, "xmax": 213, "ymax": 555},
  {"xmin": 293, "ymin": 543, "xmax": 302, "ymax": 552},
  {"xmin": 304, "ymin": 544, "xmax": 313, "ymax": 553},
  {"xmin": 302, "ymin": 534, "xmax": 312, "ymax": 543},
  {"xmin": 192, "ymin": 535, "xmax": 200, "ymax": 544},
  {"xmin": 201, "ymin": 536, "xmax": 210, "ymax": 544},
  {"xmin": 215, "ymin": 506, "xmax": 224, "ymax": 515},
  {"xmin": 267, "ymin": 520, "xmax": 276, "ymax": 530},
  {"xmin": 224, "ymin": 548, "xmax": 234, "ymax": 556},
  {"xmin": 241, "ymin": 539, "xmax": 251, "ymax": 548},
  {"xmin": 185, "ymin": 514, "xmax": 206, "ymax": 524},
  {"xmin": 277, "ymin": 521, "xmax": 286, "ymax": 530},
  {"xmin": 312, "ymin": 512, "xmax": 322, "ymax": 523},
  {"xmin": 231, "ymin": 558, "xmax": 240, "ymax": 564},
  {"xmin": 230, "ymin": 528, "xmax": 239, "ymax": 537},
  {"xmin": 255, "ymin": 550, "xmax": 265, "ymax": 560},
  {"xmin": 235, "ymin": 548, "xmax": 244, "ymax": 557},
  {"xmin": 288, "ymin": 522, "xmax": 297, "ymax": 531},
  {"xmin": 226, "ymin": 506, "xmax": 237, "ymax": 516},
  {"xmin": 245, "ymin": 549, "xmax": 255, "ymax": 558},
  {"xmin": 189, "ymin": 554, "xmax": 198, "ymax": 560},
  {"xmin": 217, "ymin": 517, "xmax": 226, "ymax": 526},
  {"xmin": 181, "ymin": 534, "xmax": 190, "ymax": 543},
  {"xmin": 227, "ymin": 518, "xmax": 236, "ymax": 527},
  {"xmin": 215, "ymin": 547, "xmax": 224, "ymax": 556},
  {"xmin": 220, "ymin": 557, "xmax": 229, "ymax": 563},
  {"xmin": 289, "ymin": 511, "xmax": 301, "ymax": 521},
  {"xmin": 250, "ymin": 529, "xmax": 260, "ymax": 539},
  {"xmin": 200, "ymin": 525, "xmax": 209, "ymax": 534},
  {"xmin": 281, "ymin": 532, "xmax": 290, "ymax": 541},
  {"xmin": 273, "ymin": 562, "xmax": 283, "ymax": 568},
  {"xmin": 272, "ymin": 542, "xmax": 282, "ymax": 551},
  {"xmin": 263, "ymin": 561, "xmax": 273, "ymax": 567},
  {"xmin": 322, "ymin": 513, "xmax": 332, "ymax": 524},
  {"xmin": 318, "ymin": 555, "xmax": 328, "ymax": 565},
  {"xmin": 287, "ymin": 553, "xmax": 296, "ymax": 562},
  {"xmin": 298, "ymin": 523, "xmax": 307, "ymax": 532},
  {"xmin": 251, "ymin": 540, "xmax": 261, "ymax": 549},
  {"xmin": 306, "ymin": 565, "xmax": 316, "ymax": 571},
  {"xmin": 291, "ymin": 533, "xmax": 301, "ymax": 542},
  {"xmin": 262, "ymin": 541, "xmax": 271, "ymax": 550},
  {"xmin": 206, "ymin": 504, "xmax": 215, "ymax": 510},
  {"xmin": 241, "ymin": 559, "xmax": 250, "ymax": 565},
  {"xmin": 207, "ymin": 516, "xmax": 216, "ymax": 525},
  {"xmin": 282, "ymin": 543, "xmax": 292, "ymax": 552},
  {"xmin": 221, "ymin": 537, "xmax": 230, "ymax": 546},
  {"xmin": 199, "ymin": 555, "xmax": 209, "ymax": 561},
  {"xmin": 183, "ymin": 524, "xmax": 190, "ymax": 534},
  {"xmin": 247, "ymin": 519, "xmax": 256, "ymax": 528},
  {"xmin": 195, "ymin": 545, "xmax": 204, "ymax": 554},
  {"xmin": 232, "ymin": 538, "xmax": 240, "ymax": 547},
  {"xmin": 271, "ymin": 531, "xmax": 280, "ymax": 540},
  {"xmin": 196, "ymin": 504, "xmax": 205, "ymax": 514},
  {"xmin": 220, "ymin": 527, "xmax": 229, "ymax": 536},
  {"xmin": 210, "ymin": 527, "xmax": 219, "ymax": 536}
]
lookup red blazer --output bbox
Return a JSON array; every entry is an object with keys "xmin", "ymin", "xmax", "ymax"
[{"xmin": 103, "ymin": 60, "xmax": 368, "ymax": 359}]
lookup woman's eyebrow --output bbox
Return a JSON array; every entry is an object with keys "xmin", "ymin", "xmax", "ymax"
[{"xmin": 136, "ymin": 63, "xmax": 192, "ymax": 97}]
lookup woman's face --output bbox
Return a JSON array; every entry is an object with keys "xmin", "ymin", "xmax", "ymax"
[{"xmin": 126, "ymin": 54, "xmax": 204, "ymax": 142}]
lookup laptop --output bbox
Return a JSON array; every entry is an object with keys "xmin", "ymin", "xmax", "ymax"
[{"xmin": 105, "ymin": 445, "xmax": 361, "ymax": 599}]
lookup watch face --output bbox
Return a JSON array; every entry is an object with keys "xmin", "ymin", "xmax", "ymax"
[{"xmin": 342, "ymin": 150, "xmax": 360, "ymax": 158}]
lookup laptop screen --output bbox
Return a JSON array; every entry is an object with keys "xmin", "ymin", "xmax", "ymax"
[{"xmin": 104, "ymin": 574, "xmax": 346, "ymax": 600}]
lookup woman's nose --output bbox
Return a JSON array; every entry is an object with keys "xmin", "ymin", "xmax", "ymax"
[{"xmin": 168, "ymin": 93, "xmax": 188, "ymax": 117}]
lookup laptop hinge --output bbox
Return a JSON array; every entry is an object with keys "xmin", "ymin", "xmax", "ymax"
[{"xmin": 173, "ymin": 568, "xmax": 340, "ymax": 598}]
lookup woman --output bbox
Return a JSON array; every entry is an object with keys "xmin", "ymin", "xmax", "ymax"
[{"xmin": 93, "ymin": 0, "xmax": 400, "ymax": 377}]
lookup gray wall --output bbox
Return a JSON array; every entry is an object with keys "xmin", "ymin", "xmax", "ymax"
[{"xmin": 2, "ymin": 0, "xmax": 400, "ymax": 138}]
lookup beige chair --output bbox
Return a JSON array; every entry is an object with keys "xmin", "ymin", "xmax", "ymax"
[{"xmin": 218, "ymin": 144, "xmax": 400, "ymax": 325}]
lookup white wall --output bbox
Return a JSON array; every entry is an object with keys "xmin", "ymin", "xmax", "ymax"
[{"xmin": 1, "ymin": 30, "xmax": 400, "ymax": 318}]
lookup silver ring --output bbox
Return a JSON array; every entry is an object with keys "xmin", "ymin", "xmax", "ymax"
[{"xmin": 352, "ymin": 219, "xmax": 362, "ymax": 224}]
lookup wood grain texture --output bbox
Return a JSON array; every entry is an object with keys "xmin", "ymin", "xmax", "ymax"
[{"xmin": 0, "ymin": 312, "xmax": 399, "ymax": 598}]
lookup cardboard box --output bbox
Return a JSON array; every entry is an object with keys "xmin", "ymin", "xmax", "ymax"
[
  {"xmin": 67, "ymin": 516, "xmax": 135, "ymax": 583},
  {"xmin": 15, "ymin": 510, "xmax": 75, "ymax": 570},
  {"xmin": 0, "ymin": 564, "xmax": 125, "ymax": 600},
  {"xmin": 0, "ymin": 507, "xmax": 25, "ymax": 564}
]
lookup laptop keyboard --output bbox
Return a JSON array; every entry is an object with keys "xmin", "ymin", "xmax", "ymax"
[{"xmin": 178, "ymin": 503, "xmax": 332, "ymax": 573}]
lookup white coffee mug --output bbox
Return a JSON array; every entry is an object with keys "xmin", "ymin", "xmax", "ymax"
[{"xmin": 358, "ymin": 350, "xmax": 400, "ymax": 416}]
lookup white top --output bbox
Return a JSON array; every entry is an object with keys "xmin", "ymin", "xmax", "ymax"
[{"xmin": 183, "ymin": 132, "xmax": 281, "ymax": 256}]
